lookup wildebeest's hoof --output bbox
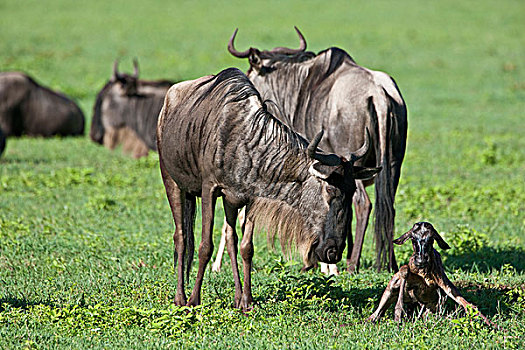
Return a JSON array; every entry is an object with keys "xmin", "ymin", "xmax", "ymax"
[
  {"xmin": 186, "ymin": 294, "xmax": 201, "ymax": 307},
  {"xmin": 174, "ymin": 294, "xmax": 187, "ymax": 307}
]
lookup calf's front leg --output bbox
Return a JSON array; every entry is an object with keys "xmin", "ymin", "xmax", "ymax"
[
  {"xmin": 394, "ymin": 277, "xmax": 406, "ymax": 322},
  {"xmin": 367, "ymin": 273, "xmax": 400, "ymax": 322}
]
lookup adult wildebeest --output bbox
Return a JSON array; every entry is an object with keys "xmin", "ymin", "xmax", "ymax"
[
  {"xmin": 90, "ymin": 59, "xmax": 174, "ymax": 158},
  {"xmin": 0, "ymin": 127, "xmax": 5, "ymax": 157},
  {"xmin": 157, "ymin": 68, "xmax": 380, "ymax": 310},
  {"xmin": 227, "ymin": 28, "xmax": 408, "ymax": 272},
  {"xmin": 0, "ymin": 72, "xmax": 84, "ymax": 137}
]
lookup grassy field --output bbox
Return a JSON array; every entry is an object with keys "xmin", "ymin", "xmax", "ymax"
[{"xmin": 1, "ymin": 0, "xmax": 524, "ymax": 348}]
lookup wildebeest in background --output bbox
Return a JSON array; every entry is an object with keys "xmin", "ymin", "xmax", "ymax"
[
  {"xmin": 157, "ymin": 68, "xmax": 380, "ymax": 310},
  {"xmin": 0, "ymin": 72, "xmax": 85, "ymax": 137},
  {"xmin": 90, "ymin": 59, "xmax": 174, "ymax": 158},
  {"xmin": 0, "ymin": 127, "xmax": 5, "ymax": 157},
  {"xmin": 228, "ymin": 28, "xmax": 408, "ymax": 273}
]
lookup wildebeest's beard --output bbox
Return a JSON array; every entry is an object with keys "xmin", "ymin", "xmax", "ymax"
[{"xmin": 247, "ymin": 170, "xmax": 352, "ymax": 268}]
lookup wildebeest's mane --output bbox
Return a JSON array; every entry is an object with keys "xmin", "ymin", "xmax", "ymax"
[
  {"xmin": 191, "ymin": 68, "xmax": 260, "ymax": 110},
  {"xmin": 259, "ymin": 50, "xmax": 316, "ymax": 65},
  {"xmin": 314, "ymin": 47, "xmax": 355, "ymax": 83},
  {"xmin": 138, "ymin": 79, "xmax": 174, "ymax": 88},
  {"xmin": 261, "ymin": 47, "xmax": 354, "ymax": 86}
]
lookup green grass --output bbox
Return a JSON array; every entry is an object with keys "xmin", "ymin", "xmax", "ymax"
[{"xmin": 1, "ymin": 0, "xmax": 524, "ymax": 348}]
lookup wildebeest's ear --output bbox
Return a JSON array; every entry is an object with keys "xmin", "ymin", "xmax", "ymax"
[
  {"xmin": 309, "ymin": 161, "xmax": 341, "ymax": 180},
  {"xmin": 393, "ymin": 228, "xmax": 413, "ymax": 245},
  {"xmin": 431, "ymin": 227, "xmax": 451, "ymax": 250},
  {"xmin": 249, "ymin": 49, "xmax": 263, "ymax": 71},
  {"xmin": 352, "ymin": 166, "xmax": 381, "ymax": 181}
]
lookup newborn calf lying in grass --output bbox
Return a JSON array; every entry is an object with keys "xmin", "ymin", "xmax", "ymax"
[{"xmin": 367, "ymin": 222, "xmax": 499, "ymax": 329}]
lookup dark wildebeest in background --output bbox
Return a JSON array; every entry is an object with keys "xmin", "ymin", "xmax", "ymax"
[
  {"xmin": 0, "ymin": 127, "xmax": 5, "ymax": 157},
  {"xmin": 90, "ymin": 59, "xmax": 174, "ymax": 158},
  {"xmin": 157, "ymin": 68, "xmax": 380, "ymax": 310},
  {"xmin": 0, "ymin": 72, "xmax": 84, "ymax": 137},
  {"xmin": 228, "ymin": 28, "xmax": 408, "ymax": 273}
]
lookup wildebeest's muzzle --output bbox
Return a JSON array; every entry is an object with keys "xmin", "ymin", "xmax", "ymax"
[{"xmin": 314, "ymin": 238, "xmax": 342, "ymax": 264}]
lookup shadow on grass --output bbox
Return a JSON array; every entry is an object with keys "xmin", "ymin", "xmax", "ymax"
[
  {"xmin": 0, "ymin": 297, "xmax": 58, "ymax": 311},
  {"xmin": 249, "ymin": 269, "xmax": 517, "ymax": 319},
  {"xmin": 443, "ymin": 246, "xmax": 525, "ymax": 272}
]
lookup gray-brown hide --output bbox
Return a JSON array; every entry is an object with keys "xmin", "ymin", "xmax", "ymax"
[
  {"xmin": 229, "ymin": 28, "xmax": 408, "ymax": 272},
  {"xmin": 90, "ymin": 60, "xmax": 174, "ymax": 158},
  {"xmin": 157, "ymin": 68, "xmax": 380, "ymax": 310},
  {"xmin": 0, "ymin": 127, "xmax": 5, "ymax": 157},
  {"xmin": 0, "ymin": 72, "xmax": 84, "ymax": 137},
  {"xmin": 367, "ymin": 222, "xmax": 499, "ymax": 329}
]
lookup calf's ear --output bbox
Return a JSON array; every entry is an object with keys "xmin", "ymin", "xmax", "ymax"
[
  {"xmin": 431, "ymin": 227, "xmax": 451, "ymax": 250},
  {"xmin": 393, "ymin": 228, "xmax": 412, "ymax": 245}
]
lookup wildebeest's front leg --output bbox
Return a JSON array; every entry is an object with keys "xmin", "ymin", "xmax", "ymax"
[
  {"xmin": 347, "ymin": 180, "xmax": 371, "ymax": 273},
  {"xmin": 187, "ymin": 184, "xmax": 218, "ymax": 307},
  {"xmin": 223, "ymin": 201, "xmax": 243, "ymax": 307},
  {"xmin": 160, "ymin": 160, "xmax": 191, "ymax": 306},
  {"xmin": 239, "ymin": 214, "xmax": 255, "ymax": 311}
]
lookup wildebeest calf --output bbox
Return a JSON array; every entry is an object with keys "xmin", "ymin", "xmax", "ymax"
[
  {"xmin": 90, "ymin": 59, "xmax": 174, "ymax": 158},
  {"xmin": 157, "ymin": 68, "xmax": 380, "ymax": 311},
  {"xmin": 0, "ymin": 72, "xmax": 84, "ymax": 137},
  {"xmin": 367, "ymin": 222, "xmax": 499, "ymax": 329}
]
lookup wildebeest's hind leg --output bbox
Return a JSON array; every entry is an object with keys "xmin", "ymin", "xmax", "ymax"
[
  {"xmin": 187, "ymin": 184, "xmax": 218, "ymax": 307},
  {"xmin": 239, "ymin": 212, "xmax": 255, "ymax": 311},
  {"xmin": 223, "ymin": 201, "xmax": 243, "ymax": 307},
  {"xmin": 347, "ymin": 180, "xmax": 371, "ymax": 273},
  {"xmin": 160, "ymin": 160, "xmax": 195, "ymax": 306}
]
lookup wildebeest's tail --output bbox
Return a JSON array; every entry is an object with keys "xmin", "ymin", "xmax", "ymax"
[
  {"xmin": 172, "ymin": 194, "xmax": 196, "ymax": 282},
  {"xmin": 370, "ymin": 93, "xmax": 397, "ymax": 272},
  {"xmin": 182, "ymin": 195, "xmax": 196, "ymax": 281}
]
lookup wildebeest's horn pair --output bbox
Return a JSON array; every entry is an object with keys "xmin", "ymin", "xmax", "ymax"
[
  {"xmin": 228, "ymin": 26, "xmax": 307, "ymax": 58},
  {"xmin": 112, "ymin": 59, "xmax": 139, "ymax": 79}
]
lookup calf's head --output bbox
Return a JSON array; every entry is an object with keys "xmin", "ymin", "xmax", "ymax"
[
  {"xmin": 302, "ymin": 129, "xmax": 381, "ymax": 267},
  {"xmin": 393, "ymin": 222, "xmax": 450, "ymax": 269}
]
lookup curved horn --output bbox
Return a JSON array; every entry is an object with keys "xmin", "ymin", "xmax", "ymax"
[
  {"xmin": 270, "ymin": 26, "xmax": 307, "ymax": 55},
  {"xmin": 113, "ymin": 59, "xmax": 120, "ymax": 79},
  {"xmin": 307, "ymin": 130, "xmax": 341, "ymax": 166},
  {"xmin": 228, "ymin": 28, "xmax": 250, "ymax": 58},
  {"xmin": 133, "ymin": 58, "xmax": 139, "ymax": 78},
  {"xmin": 349, "ymin": 128, "xmax": 371, "ymax": 163}
]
